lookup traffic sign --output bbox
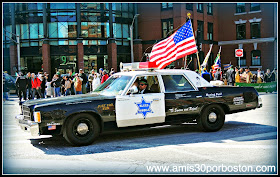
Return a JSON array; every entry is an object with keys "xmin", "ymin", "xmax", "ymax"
[{"xmin": 235, "ymin": 49, "xmax": 243, "ymax": 57}]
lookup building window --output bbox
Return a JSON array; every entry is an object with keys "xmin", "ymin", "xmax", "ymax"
[
  {"xmin": 207, "ymin": 3, "xmax": 213, "ymax": 15},
  {"xmin": 197, "ymin": 20, "xmax": 204, "ymax": 41},
  {"xmin": 236, "ymin": 23, "xmax": 246, "ymax": 40},
  {"xmin": 162, "ymin": 18, "xmax": 173, "ymax": 38},
  {"xmin": 186, "ymin": 3, "xmax": 193, "ymax": 11},
  {"xmin": 251, "ymin": 22, "xmax": 260, "ymax": 39},
  {"xmin": 251, "ymin": 50, "xmax": 261, "ymax": 66},
  {"xmin": 161, "ymin": 3, "xmax": 173, "ymax": 10},
  {"xmin": 236, "ymin": 3, "xmax": 245, "ymax": 13},
  {"xmin": 197, "ymin": 3, "xmax": 203, "ymax": 13},
  {"xmin": 250, "ymin": 3, "xmax": 260, "ymax": 11},
  {"xmin": 207, "ymin": 22, "xmax": 213, "ymax": 41}
]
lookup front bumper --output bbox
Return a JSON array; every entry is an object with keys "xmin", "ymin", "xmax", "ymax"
[{"xmin": 15, "ymin": 115, "xmax": 39, "ymax": 136}]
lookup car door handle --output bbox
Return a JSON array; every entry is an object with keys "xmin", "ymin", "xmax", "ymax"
[{"xmin": 153, "ymin": 98, "xmax": 161, "ymax": 101}]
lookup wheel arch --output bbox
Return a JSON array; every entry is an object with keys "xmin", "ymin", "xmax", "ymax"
[
  {"xmin": 200, "ymin": 103, "xmax": 229, "ymax": 116},
  {"xmin": 62, "ymin": 111, "xmax": 104, "ymax": 134}
]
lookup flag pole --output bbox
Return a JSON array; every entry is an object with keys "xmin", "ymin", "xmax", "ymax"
[{"xmin": 187, "ymin": 13, "xmax": 201, "ymax": 75}]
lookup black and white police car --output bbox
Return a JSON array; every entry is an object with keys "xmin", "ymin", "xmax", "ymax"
[{"xmin": 15, "ymin": 62, "xmax": 262, "ymax": 146}]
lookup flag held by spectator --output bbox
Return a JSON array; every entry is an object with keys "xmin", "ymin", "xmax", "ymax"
[
  {"xmin": 201, "ymin": 44, "xmax": 213, "ymax": 69},
  {"xmin": 212, "ymin": 46, "xmax": 222, "ymax": 70},
  {"xmin": 149, "ymin": 19, "xmax": 197, "ymax": 69},
  {"xmin": 223, "ymin": 63, "xmax": 232, "ymax": 70}
]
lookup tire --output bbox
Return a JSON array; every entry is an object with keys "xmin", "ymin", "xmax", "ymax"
[
  {"xmin": 197, "ymin": 104, "xmax": 225, "ymax": 132},
  {"xmin": 63, "ymin": 113, "xmax": 100, "ymax": 146}
]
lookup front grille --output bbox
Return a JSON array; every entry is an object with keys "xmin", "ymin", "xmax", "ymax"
[{"xmin": 22, "ymin": 105, "xmax": 32, "ymax": 120}]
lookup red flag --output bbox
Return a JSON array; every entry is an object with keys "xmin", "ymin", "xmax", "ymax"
[{"xmin": 149, "ymin": 20, "xmax": 197, "ymax": 69}]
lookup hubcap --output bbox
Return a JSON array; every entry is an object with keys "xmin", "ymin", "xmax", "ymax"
[
  {"xmin": 77, "ymin": 123, "xmax": 89, "ymax": 135},
  {"xmin": 208, "ymin": 112, "xmax": 217, "ymax": 123}
]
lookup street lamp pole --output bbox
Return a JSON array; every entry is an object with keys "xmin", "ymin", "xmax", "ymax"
[{"xmin": 130, "ymin": 14, "xmax": 140, "ymax": 63}]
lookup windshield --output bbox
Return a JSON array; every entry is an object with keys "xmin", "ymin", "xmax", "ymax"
[{"xmin": 93, "ymin": 75, "xmax": 132, "ymax": 96}]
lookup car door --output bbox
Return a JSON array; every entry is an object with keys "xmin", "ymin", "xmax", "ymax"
[
  {"xmin": 115, "ymin": 75, "xmax": 166, "ymax": 128},
  {"xmin": 162, "ymin": 74, "xmax": 203, "ymax": 117}
]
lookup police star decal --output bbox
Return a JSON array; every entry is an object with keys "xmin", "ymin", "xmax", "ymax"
[{"xmin": 135, "ymin": 96, "xmax": 153, "ymax": 119}]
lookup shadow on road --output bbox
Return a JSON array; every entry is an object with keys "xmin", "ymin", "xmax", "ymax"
[{"xmin": 29, "ymin": 121, "xmax": 277, "ymax": 155}]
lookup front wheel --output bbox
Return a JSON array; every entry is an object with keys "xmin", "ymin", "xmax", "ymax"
[
  {"xmin": 63, "ymin": 113, "xmax": 100, "ymax": 146},
  {"xmin": 197, "ymin": 104, "xmax": 225, "ymax": 132}
]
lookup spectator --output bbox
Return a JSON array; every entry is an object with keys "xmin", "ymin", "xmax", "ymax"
[
  {"xmin": 39, "ymin": 74, "xmax": 46, "ymax": 98},
  {"xmin": 109, "ymin": 68, "xmax": 115, "ymax": 76},
  {"xmin": 26, "ymin": 72, "xmax": 32, "ymax": 99},
  {"xmin": 225, "ymin": 65, "xmax": 235, "ymax": 86},
  {"xmin": 79, "ymin": 69, "xmax": 88, "ymax": 94},
  {"xmin": 68, "ymin": 70, "xmax": 75, "ymax": 95},
  {"xmin": 201, "ymin": 68, "xmax": 211, "ymax": 82},
  {"xmin": 88, "ymin": 69, "xmax": 95, "ymax": 92},
  {"xmin": 209, "ymin": 69, "xmax": 214, "ymax": 81},
  {"xmin": 92, "ymin": 73, "xmax": 101, "ymax": 91},
  {"xmin": 31, "ymin": 73, "xmax": 42, "ymax": 99},
  {"xmin": 271, "ymin": 68, "xmax": 277, "ymax": 82},
  {"xmin": 99, "ymin": 68, "xmax": 104, "ymax": 78},
  {"xmin": 45, "ymin": 74, "xmax": 52, "ymax": 98},
  {"xmin": 240, "ymin": 68, "xmax": 247, "ymax": 83},
  {"xmin": 15, "ymin": 72, "xmax": 27, "ymax": 104},
  {"xmin": 257, "ymin": 68, "xmax": 263, "ymax": 83},
  {"xmin": 64, "ymin": 76, "xmax": 72, "ymax": 96},
  {"xmin": 214, "ymin": 68, "xmax": 222, "ymax": 81},
  {"xmin": 52, "ymin": 74, "xmax": 62, "ymax": 97},
  {"xmin": 234, "ymin": 67, "xmax": 240, "ymax": 84},
  {"xmin": 264, "ymin": 69, "xmax": 272, "ymax": 83},
  {"xmin": 101, "ymin": 70, "xmax": 109, "ymax": 84},
  {"xmin": 245, "ymin": 68, "xmax": 253, "ymax": 83},
  {"xmin": 73, "ymin": 73, "xmax": 83, "ymax": 94}
]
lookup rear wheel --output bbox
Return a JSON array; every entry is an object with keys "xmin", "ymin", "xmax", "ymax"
[
  {"xmin": 197, "ymin": 104, "xmax": 225, "ymax": 132},
  {"xmin": 63, "ymin": 113, "xmax": 100, "ymax": 146}
]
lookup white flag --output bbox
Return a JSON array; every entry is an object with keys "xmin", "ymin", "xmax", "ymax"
[{"xmin": 201, "ymin": 44, "xmax": 213, "ymax": 68}]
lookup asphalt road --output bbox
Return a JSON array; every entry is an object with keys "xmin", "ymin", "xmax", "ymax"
[{"xmin": 2, "ymin": 92, "xmax": 278, "ymax": 174}]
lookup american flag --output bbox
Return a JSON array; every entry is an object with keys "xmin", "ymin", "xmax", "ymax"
[{"xmin": 149, "ymin": 20, "xmax": 197, "ymax": 69}]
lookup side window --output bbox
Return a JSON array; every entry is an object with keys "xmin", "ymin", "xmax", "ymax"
[
  {"xmin": 128, "ymin": 75, "xmax": 161, "ymax": 94},
  {"xmin": 162, "ymin": 75, "xmax": 194, "ymax": 93}
]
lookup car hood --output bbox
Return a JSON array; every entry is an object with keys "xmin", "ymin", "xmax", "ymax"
[{"xmin": 22, "ymin": 93, "xmax": 115, "ymax": 107}]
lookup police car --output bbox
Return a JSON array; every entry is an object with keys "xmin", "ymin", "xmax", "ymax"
[{"xmin": 15, "ymin": 62, "xmax": 262, "ymax": 146}]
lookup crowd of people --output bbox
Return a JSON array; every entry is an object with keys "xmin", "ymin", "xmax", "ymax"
[
  {"xmin": 14, "ymin": 68, "xmax": 115, "ymax": 104},
  {"xmin": 198, "ymin": 66, "xmax": 277, "ymax": 86}
]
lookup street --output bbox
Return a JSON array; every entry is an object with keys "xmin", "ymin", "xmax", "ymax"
[{"xmin": 2, "ymin": 92, "xmax": 278, "ymax": 174}]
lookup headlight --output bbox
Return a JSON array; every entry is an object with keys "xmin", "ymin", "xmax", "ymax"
[{"xmin": 34, "ymin": 111, "xmax": 41, "ymax": 123}]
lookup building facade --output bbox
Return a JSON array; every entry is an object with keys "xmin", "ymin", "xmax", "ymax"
[{"xmin": 2, "ymin": 3, "xmax": 277, "ymax": 76}]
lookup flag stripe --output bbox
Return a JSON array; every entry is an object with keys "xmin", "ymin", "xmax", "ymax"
[
  {"xmin": 151, "ymin": 38, "xmax": 196, "ymax": 63},
  {"xmin": 149, "ymin": 20, "xmax": 197, "ymax": 69}
]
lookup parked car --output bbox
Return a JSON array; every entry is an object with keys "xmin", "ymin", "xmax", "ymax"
[
  {"xmin": 3, "ymin": 73, "xmax": 17, "ymax": 94},
  {"xmin": 15, "ymin": 62, "xmax": 262, "ymax": 146}
]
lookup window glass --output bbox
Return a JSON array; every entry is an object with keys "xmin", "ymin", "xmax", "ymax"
[
  {"xmin": 207, "ymin": 3, "xmax": 213, "ymax": 15},
  {"xmin": 236, "ymin": 3, "xmax": 245, "ymax": 13},
  {"xmin": 49, "ymin": 22, "xmax": 58, "ymax": 38},
  {"xmin": 162, "ymin": 75, "xmax": 194, "ymax": 93},
  {"xmin": 207, "ymin": 22, "xmax": 213, "ymax": 40},
  {"xmin": 162, "ymin": 19, "xmax": 173, "ymax": 38},
  {"xmin": 251, "ymin": 50, "xmax": 261, "ymax": 66},
  {"xmin": 58, "ymin": 22, "xmax": 68, "ymax": 38},
  {"xmin": 251, "ymin": 22, "xmax": 260, "ymax": 39},
  {"xmin": 197, "ymin": 3, "xmax": 203, "ymax": 13},
  {"xmin": 250, "ymin": 3, "xmax": 260, "ymax": 11},
  {"xmin": 21, "ymin": 24, "xmax": 29, "ymax": 39},
  {"xmin": 236, "ymin": 24, "xmax": 246, "ymax": 40},
  {"xmin": 30, "ymin": 23, "xmax": 39, "ymax": 39},
  {"xmin": 186, "ymin": 3, "xmax": 193, "ymax": 11}
]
